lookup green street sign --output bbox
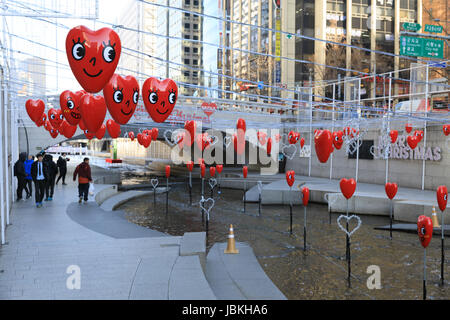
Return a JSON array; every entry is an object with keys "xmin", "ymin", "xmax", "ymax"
[
  {"xmin": 400, "ymin": 36, "xmax": 444, "ymax": 59},
  {"xmin": 422, "ymin": 38, "xmax": 444, "ymax": 58},
  {"xmin": 400, "ymin": 36, "xmax": 422, "ymax": 56},
  {"xmin": 424, "ymin": 24, "xmax": 443, "ymax": 33},
  {"xmin": 403, "ymin": 22, "xmax": 421, "ymax": 31}
]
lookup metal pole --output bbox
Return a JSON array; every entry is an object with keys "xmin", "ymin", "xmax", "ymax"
[
  {"xmin": 243, "ymin": 179, "xmax": 246, "ymax": 213},
  {"xmin": 441, "ymin": 209, "xmax": 445, "ymax": 286},
  {"xmin": 166, "ymin": 177, "xmax": 168, "ymax": 215},
  {"xmin": 289, "ymin": 185, "xmax": 293, "ymax": 234},
  {"xmin": 421, "ymin": 64, "xmax": 428, "ymax": 190},
  {"xmin": 303, "ymin": 206, "xmax": 307, "ymax": 250},
  {"xmin": 3, "ymin": 72, "xmax": 9, "ymax": 226},
  {"xmin": 424, "ymin": 248, "xmax": 427, "ymax": 300},
  {"xmin": 389, "ymin": 199, "xmax": 393, "ymax": 239},
  {"xmin": 0, "ymin": 68, "xmax": 5, "ymax": 245},
  {"xmin": 330, "ymin": 83, "xmax": 335, "ymax": 179},
  {"xmin": 355, "ymin": 79, "xmax": 361, "ymax": 182},
  {"xmin": 189, "ymin": 172, "xmax": 192, "ymax": 205},
  {"xmin": 386, "ymin": 72, "xmax": 392, "ymax": 183},
  {"xmin": 308, "ymin": 87, "xmax": 312, "ymax": 176}
]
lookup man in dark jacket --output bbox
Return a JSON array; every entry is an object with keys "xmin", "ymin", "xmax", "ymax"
[
  {"xmin": 73, "ymin": 157, "xmax": 92, "ymax": 203},
  {"xmin": 43, "ymin": 154, "xmax": 58, "ymax": 201},
  {"xmin": 13, "ymin": 152, "xmax": 27, "ymax": 201},
  {"xmin": 56, "ymin": 153, "xmax": 69, "ymax": 185},
  {"xmin": 31, "ymin": 153, "xmax": 48, "ymax": 207}
]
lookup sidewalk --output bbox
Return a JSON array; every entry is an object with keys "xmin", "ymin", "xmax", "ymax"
[{"xmin": 0, "ymin": 165, "xmax": 213, "ymax": 300}]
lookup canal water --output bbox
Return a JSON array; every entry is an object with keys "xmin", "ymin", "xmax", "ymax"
[{"xmin": 118, "ymin": 176, "xmax": 450, "ymax": 300}]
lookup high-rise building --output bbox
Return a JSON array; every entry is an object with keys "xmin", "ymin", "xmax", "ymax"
[{"xmin": 202, "ymin": 0, "xmax": 221, "ymax": 98}]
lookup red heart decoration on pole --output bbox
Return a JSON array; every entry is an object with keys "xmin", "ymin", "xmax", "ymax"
[
  {"xmin": 300, "ymin": 137, "xmax": 305, "ymax": 148},
  {"xmin": 437, "ymin": 185, "xmax": 448, "ymax": 212},
  {"xmin": 60, "ymin": 120, "xmax": 77, "ymax": 139},
  {"xmin": 198, "ymin": 158, "xmax": 205, "ymax": 165},
  {"xmin": 301, "ymin": 187, "xmax": 310, "ymax": 206},
  {"xmin": 201, "ymin": 102, "xmax": 217, "ymax": 117},
  {"xmin": 340, "ymin": 178, "xmax": 356, "ymax": 199},
  {"xmin": 44, "ymin": 120, "xmax": 53, "ymax": 132},
  {"xmin": 186, "ymin": 161, "xmax": 194, "ymax": 172},
  {"xmin": 236, "ymin": 118, "xmax": 246, "ymax": 134},
  {"xmin": 151, "ymin": 128, "xmax": 159, "ymax": 141},
  {"xmin": 128, "ymin": 132, "xmax": 135, "ymax": 141},
  {"xmin": 407, "ymin": 135, "xmax": 419, "ymax": 150},
  {"xmin": 48, "ymin": 108, "xmax": 64, "ymax": 129},
  {"xmin": 314, "ymin": 129, "xmax": 334, "ymax": 163},
  {"xmin": 405, "ymin": 123, "xmax": 412, "ymax": 133},
  {"xmin": 142, "ymin": 134, "xmax": 151, "ymax": 148},
  {"xmin": 142, "ymin": 77, "xmax": 178, "ymax": 123},
  {"xmin": 286, "ymin": 170, "xmax": 295, "ymax": 187},
  {"xmin": 443, "ymin": 125, "xmax": 450, "ymax": 136},
  {"xmin": 165, "ymin": 165, "xmax": 171, "ymax": 178},
  {"xmin": 184, "ymin": 121, "xmax": 197, "ymax": 146},
  {"xmin": 385, "ymin": 182, "xmax": 398, "ymax": 200},
  {"xmin": 79, "ymin": 94, "xmax": 107, "ymax": 133},
  {"xmin": 26, "ymin": 99, "xmax": 45, "ymax": 123},
  {"xmin": 390, "ymin": 130, "xmax": 398, "ymax": 143},
  {"xmin": 242, "ymin": 166, "xmax": 248, "ymax": 179},
  {"xmin": 266, "ymin": 137, "xmax": 272, "ymax": 155},
  {"xmin": 65, "ymin": 26, "xmax": 121, "ymax": 93},
  {"xmin": 137, "ymin": 133, "xmax": 143, "ymax": 145},
  {"xmin": 60, "ymin": 90, "xmax": 85, "ymax": 126},
  {"xmin": 106, "ymin": 119, "xmax": 121, "ymax": 139},
  {"xmin": 288, "ymin": 131, "xmax": 300, "ymax": 144},
  {"xmin": 200, "ymin": 163, "xmax": 206, "ymax": 178},
  {"xmin": 332, "ymin": 131, "xmax": 344, "ymax": 150},
  {"xmin": 417, "ymin": 215, "xmax": 433, "ymax": 248},
  {"xmin": 210, "ymin": 166, "xmax": 216, "ymax": 177},
  {"xmin": 104, "ymin": 74, "xmax": 139, "ymax": 125},
  {"xmin": 216, "ymin": 164, "xmax": 223, "ymax": 174},
  {"xmin": 95, "ymin": 124, "xmax": 106, "ymax": 140}
]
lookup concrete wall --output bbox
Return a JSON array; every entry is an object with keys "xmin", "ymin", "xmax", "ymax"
[{"xmin": 286, "ymin": 124, "xmax": 449, "ymax": 190}]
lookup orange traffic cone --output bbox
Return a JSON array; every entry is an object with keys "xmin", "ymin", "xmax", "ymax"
[
  {"xmin": 224, "ymin": 224, "xmax": 239, "ymax": 254},
  {"xmin": 431, "ymin": 206, "xmax": 440, "ymax": 228}
]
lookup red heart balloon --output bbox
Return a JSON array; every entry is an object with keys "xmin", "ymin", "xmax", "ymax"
[
  {"xmin": 210, "ymin": 166, "xmax": 216, "ymax": 177},
  {"xmin": 49, "ymin": 128, "xmax": 59, "ymax": 139},
  {"xmin": 236, "ymin": 118, "xmax": 246, "ymax": 134},
  {"xmin": 437, "ymin": 185, "xmax": 448, "ymax": 212},
  {"xmin": 151, "ymin": 128, "xmax": 159, "ymax": 141},
  {"xmin": 137, "ymin": 133, "xmax": 143, "ymax": 145},
  {"xmin": 184, "ymin": 121, "xmax": 197, "ymax": 146},
  {"xmin": 26, "ymin": 99, "xmax": 45, "ymax": 123},
  {"xmin": 414, "ymin": 130, "xmax": 424, "ymax": 142},
  {"xmin": 417, "ymin": 215, "xmax": 433, "ymax": 248},
  {"xmin": 300, "ymin": 137, "xmax": 305, "ymax": 149},
  {"xmin": 44, "ymin": 120, "xmax": 53, "ymax": 132},
  {"xmin": 186, "ymin": 161, "xmax": 194, "ymax": 172},
  {"xmin": 385, "ymin": 182, "xmax": 398, "ymax": 200},
  {"xmin": 216, "ymin": 164, "xmax": 223, "ymax": 174},
  {"xmin": 128, "ymin": 132, "xmax": 135, "ymax": 141},
  {"xmin": 165, "ymin": 165, "xmax": 171, "ymax": 178},
  {"xmin": 142, "ymin": 134, "xmax": 151, "ymax": 148},
  {"xmin": 405, "ymin": 123, "xmax": 412, "ymax": 133},
  {"xmin": 390, "ymin": 130, "xmax": 398, "ymax": 143},
  {"xmin": 243, "ymin": 166, "xmax": 248, "ymax": 179},
  {"xmin": 84, "ymin": 129, "xmax": 95, "ymax": 140},
  {"xmin": 48, "ymin": 108, "xmax": 64, "ymax": 129},
  {"xmin": 142, "ymin": 77, "xmax": 178, "ymax": 123},
  {"xmin": 257, "ymin": 131, "xmax": 267, "ymax": 145},
  {"xmin": 95, "ymin": 124, "xmax": 106, "ymax": 140},
  {"xmin": 266, "ymin": 137, "xmax": 272, "ymax": 155},
  {"xmin": 286, "ymin": 170, "xmax": 295, "ymax": 187},
  {"xmin": 106, "ymin": 119, "xmax": 121, "ymax": 139},
  {"xmin": 288, "ymin": 131, "xmax": 299, "ymax": 145},
  {"xmin": 78, "ymin": 117, "xmax": 87, "ymax": 131},
  {"xmin": 79, "ymin": 94, "xmax": 107, "ymax": 133},
  {"xmin": 201, "ymin": 102, "xmax": 217, "ymax": 117},
  {"xmin": 301, "ymin": 187, "xmax": 310, "ymax": 206},
  {"xmin": 407, "ymin": 135, "xmax": 419, "ymax": 150},
  {"xmin": 332, "ymin": 131, "xmax": 344, "ymax": 150},
  {"xmin": 198, "ymin": 158, "xmax": 205, "ymax": 165},
  {"xmin": 233, "ymin": 133, "xmax": 245, "ymax": 155},
  {"xmin": 340, "ymin": 178, "xmax": 356, "ymax": 199},
  {"xmin": 443, "ymin": 124, "xmax": 450, "ymax": 136},
  {"xmin": 314, "ymin": 130, "xmax": 333, "ymax": 163},
  {"xmin": 35, "ymin": 113, "xmax": 47, "ymax": 127},
  {"xmin": 60, "ymin": 90, "xmax": 85, "ymax": 125},
  {"xmin": 104, "ymin": 74, "xmax": 139, "ymax": 125},
  {"xmin": 200, "ymin": 163, "xmax": 206, "ymax": 178},
  {"xmin": 65, "ymin": 26, "xmax": 121, "ymax": 93},
  {"xmin": 60, "ymin": 120, "xmax": 77, "ymax": 139}
]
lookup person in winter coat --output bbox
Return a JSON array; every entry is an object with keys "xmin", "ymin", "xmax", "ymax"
[
  {"xmin": 43, "ymin": 154, "xmax": 58, "ymax": 201},
  {"xmin": 31, "ymin": 153, "xmax": 49, "ymax": 207},
  {"xmin": 24, "ymin": 155, "xmax": 34, "ymax": 199},
  {"xmin": 13, "ymin": 152, "xmax": 27, "ymax": 201},
  {"xmin": 73, "ymin": 157, "xmax": 92, "ymax": 203},
  {"xmin": 56, "ymin": 153, "xmax": 69, "ymax": 185}
]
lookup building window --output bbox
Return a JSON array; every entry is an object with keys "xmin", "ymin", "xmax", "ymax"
[
  {"xmin": 184, "ymin": 59, "xmax": 190, "ymax": 64},
  {"xmin": 193, "ymin": 59, "xmax": 198, "ymax": 65},
  {"xmin": 193, "ymin": 47, "xmax": 198, "ymax": 53},
  {"xmin": 184, "ymin": 34, "xmax": 190, "ymax": 39},
  {"xmin": 184, "ymin": 71, "xmax": 190, "ymax": 77},
  {"xmin": 185, "ymin": 0, "xmax": 190, "ymax": 5},
  {"xmin": 185, "ymin": 23, "xmax": 190, "ymax": 29},
  {"xmin": 193, "ymin": 35, "xmax": 199, "ymax": 40},
  {"xmin": 193, "ymin": 24, "xmax": 198, "ymax": 29},
  {"xmin": 184, "ymin": 47, "xmax": 190, "ymax": 53},
  {"xmin": 193, "ymin": 71, "xmax": 198, "ymax": 77},
  {"xmin": 185, "ymin": 12, "xmax": 190, "ymax": 17},
  {"xmin": 193, "ymin": 0, "xmax": 199, "ymax": 6}
]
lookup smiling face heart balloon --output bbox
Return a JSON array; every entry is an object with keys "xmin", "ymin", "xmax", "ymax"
[
  {"xmin": 332, "ymin": 131, "xmax": 344, "ymax": 150},
  {"xmin": 414, "ymin": 130, "xmax": 424, "ymax": 142},
  {"xmin": 35, "ymin": 113, "xmax": 47, "ymax": 127},
  {"xmin": 84, "ymin": 129, "xmax": 95, "ymax": 140},
  {"xmin": 142, "ymin": 77, "xmax": 178, "ymax": 123},
  {"xmin": 443, "ymin": 125, "xmax": 450, "ymax": 136},
  {"xmin": 286, "ymin": 170, "xmax": 295, "ymax": 187},
  {"xmin": 301, "ymin": 187, "xmax": 310, "ymax": 206},
  {"xmin": 390, "ymin": 130, "xmax": 398, "ymax": 144},
  {"xmin": 66, "ymin": 26, "xmax": 121, "ymax": 93},
  {"xmin": 104, "ymin": 74, "xmax": 139, "ymax": 125},
  {"xmin": 340, "ymin": 178, "xmax": 356, "ymax": 199},
  {"xmin": 314, "ymin": 130, "xmax": 333, "ymax": 163},
  {"xmin": 95, "ymin": 124, "xmax": 106, "ymax": 140},
  {"xmin": 407, "ymin": 135, "xmax": 419, "ymax": 150},
  {"xmin": 186, "ymin": 161, "xmax": 194, "ymax": 172},
  {"xmin": 26, "ymin": 99, "xmax": 45, "ymax": 123},
  {"xmin": 60, "ymin": 90, "xmax": 85, "ymax": 125},
  {"xmin": 48, "ymin": 108, "xmax": 64, "ymax": 129},
  {"xmin": 243, "ymin": 166, "xmax": 248, "ymax": 179},
  {"xmin": 385, "ymin": 182, "xmax": 398, "ymax": 200},
  {"xmin": 49, "ymin": 128, "xmax": 59, "ymax": 139},
  {"xmin": 437, "ymin": 185, "xmax": 448, "ymax": 212},
  {"xmin": 79, "ymin": 94, "xmax": 107, "ymax": 133},
  {"xmin": 417, "ymin": 215, "xmax": 433, "ymax": 248},
  {"xmin": 288, "ymin": 131, "xmax": 300, "ymax": 145},
  {"xmin": 106, "ymin": 119, "xmax": 121, "ymax": 139}
]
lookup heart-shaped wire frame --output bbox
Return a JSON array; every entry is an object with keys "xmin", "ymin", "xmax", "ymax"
[
  {"xmin": 200, "ymin": 197, "xmax": 215, "ymax": 220},
  {"xmin": 282, "ymin": 143, "xmax": 297, "ymax": 160},
  {"xmin": 337, "ymin": 214, "xmax": 362, "ymax": 237},
  {"xmin": 151, "ymin": 178, "xmax": 159, "ymax": 189},
  {"xmin": 171, "ymin": 129, "xmax": 185, "ymax": 145},
  {"xmin": 223, "ymin": 136, "xmax": 232, "ymax": 148},
  {"xmin": 164, "ymin": 129, "xmax": 176, "ymax": 146},
  {"xmin": 257, "ymin": 181, "xmax": 263, "ymax": 193},
  {"xmin": 209, "ymin": 178, "xmax": 217, "ymax": 189}
]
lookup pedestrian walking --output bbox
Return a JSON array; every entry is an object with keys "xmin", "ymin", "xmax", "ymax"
[
  {"xmin": 56, "ymin": 153, "xmax": 69, "ymax": 185},
  {"xmin": 43, "ymin": 154, "xmax": 58, "ymax": 201},
  {"xmin": 31, "ymin": 153, "xmax": 48, "ymax": 208},
  {"xmin": 13, "ymin": 152, "xmax": 27, "ymax": 201},
  {"xmin": 24, "ymin": 155, "xmax": 34, "ymax": 199},
  {"xmin": 73, "ymin": 157, "xmax": 92, "ymax": 203}
]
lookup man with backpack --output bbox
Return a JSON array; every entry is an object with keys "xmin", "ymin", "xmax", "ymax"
[
  {"xmin": 43, "ymin": 154, "xmax": 58, "ymax": 201},
  {"xmin": 56, "ymin": 153, "xmax": 69, "ymax": 185},
  {"xmin": 73, "ymin": 157, "xmax": 92, "ymax": 203},
  {"xmin": 13, "ymin": 152, "xmax": 27, "ymax": 201}
]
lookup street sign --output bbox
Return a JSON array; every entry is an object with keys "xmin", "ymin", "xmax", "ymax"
[
  {"xmin": 402, "ymin": 22, "xmax": 421, "ymax": 31},
  {"xmin": 400, "ymin": 36, "xmax": 444, "ymax": 59},
  {"xmin": 424, "ymin": 24, "xmax": 443, "ymax": 33},
  {"xmin": 429, "ymin": 61, "xmax": 447, "ymax": 68},
  {"xmin": 422, "ymin": 38, "xmax": 444, "ymax": 58},
  {"xmin": 400, "ymin": 36, "xmax": 422, "ymax": 57}
]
